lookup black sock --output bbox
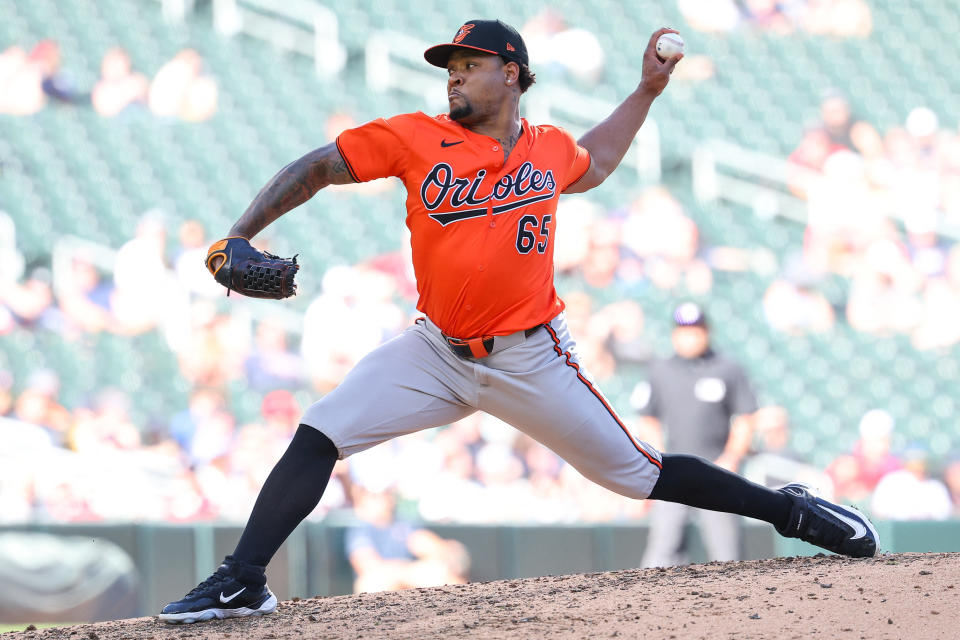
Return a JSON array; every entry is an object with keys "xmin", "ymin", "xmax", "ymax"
[
  {"xmin": 647, "ymin": 454, "xmax": 793, "ymax": 530},
  {"xmin": 231, "ymin": 424, "xmax": 338, "ymax": 571}
]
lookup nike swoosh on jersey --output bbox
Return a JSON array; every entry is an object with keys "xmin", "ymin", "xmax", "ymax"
[
  {"xmin": 440, "ymin": 139, "xmax": 463, "ymax": 147},
  {"xmin": 820, "ymin": 505, "xmax": 867, "ymax": 540},
  {"xmin": 219, "ymin": 587, "xmax": 246, "ymax": 603}
]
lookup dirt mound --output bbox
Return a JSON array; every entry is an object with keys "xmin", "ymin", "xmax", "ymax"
[{"xmin": 4, "ymin": 553, "xmax": 958, "ymax": 640}]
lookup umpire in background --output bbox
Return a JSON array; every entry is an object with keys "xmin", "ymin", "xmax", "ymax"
[{"xmin": 633, "ymin": 302, "xmax": 758, "ymax": 567}]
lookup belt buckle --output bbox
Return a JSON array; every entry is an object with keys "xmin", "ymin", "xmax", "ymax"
[{"xmin": 446, "ymin": 335, "xmax": 494, "ymax": 358}]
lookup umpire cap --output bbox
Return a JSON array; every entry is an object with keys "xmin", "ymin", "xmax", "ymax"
[
  {"xmin": 424, "ymin": 19, "xmax": 529, "ymax": 68},
  {"xmin": 673, "ymin": 302, "xmax": 708, "ymax": 328}
]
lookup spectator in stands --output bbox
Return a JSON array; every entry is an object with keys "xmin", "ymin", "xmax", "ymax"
[
  {"xmin": 912, "ymin": 274, "xmax": 960, "ymax": 350},
  {"xmin": 0, "ymin": 370, "xmax": 12, "ymax": 418},
  {"xmin": 621, "ymin": 187, "xmax": 711, "ymax": 293},
  {"xmin": 365, "ymin": 246, "xmax": 418, "ymax": 305},
  {"xmin": 743, "ymin": 0, "xmax": 794, "ymax": 34},
  {"xmin": 849, "ymin": 121, "xmax": 894, "ymax": 193},
  {"xmin": 160, "ymin": 468, "xmax": 210, "ymax": 522},
  {"xmin": 172, "ymin": 220, "xmax": 223, "ymax": 298},
  {"xmin": 521, "ymin": 9, "xmax": 605, "ymax": 85},
  {"xmin": 216, "ymin": 422, "xmax": 280, "ymax": 521},
  {"xmin": 514, "ymin": 435, "xmax": 572, "ymax": 521},
  {"xmin": 805, "ymin": 151, "xmax": 887, "ymax": 277},
  {"xmin": 168, "ymin": 387, "xmax": 228, "ymax": 452},
  {"xmin": 473, "ymin": 441, "xmax": 534, "ymax": 522},
  {"xmin": 676, "ymin": 0, "xmax": 741, "ymax": 33},
  {"xmin": 57, "ymin": 254, "xmax": 115, "ymax": 334},
  {"xmin": 0, "ymin": 265, "xmax": 58, "ymax": 331},
  {"xmin": 940, "ymin": 129, "xmax": 960, "ymax": 226},
  {"xmin": 30, "ymin": 39, "xmax": 82, "ymax": 105},
  {"xmin": 786, "ymin": 128, "xmax": 839, "ymax": 200},
  {"xmin": 68, "ymin": 388, "xmax": 142, "ymax": 454},
  {"xmin": 871, "ymin": 444, "xmax": 952, "ymax": 520},
  {"xmin": 560, "ymin": 291, "xmax": 616, "ymax": 382},
  {"xmin": 208, "ymin": 394, "xmax": 310, "ymax": 520},
  {"xmin": 346, "ymin": 485, "xmax": 470, "ymax": 593},
  {"xmin": 417, "ymin": 432, "xmax": 483, "ymax": 523},
  {"xmin": 944, "ymin": 457, "xmax": 960, "ymax": 517},
  {"xmin": 846, "ymin": 235, "xmax": 924, "ymax": 335},
  {"xmin": 915, "ymin": 245, "xmax": 960, "ymax": 350},
  {"xmin": 301, "ymin": 265, "xmax": 405, "ymax": 392},
  {"xmin": 579, "ymin": 219, "xmax": 623, "ymax": 289},
  {"xmin": 826, "ymin": 409, "xmax": 901, "ymax": 504},
  {"xmin": 553, "ymin": 197, "xmax": 602, "ymax": 276},
  {"xmin": 244, "ymin": 319, "xmax": 307, "ymax": 392},
  {"xmin": 894, "ymin": 107, "xmax": 943, "ymax": 224},
  {"xmin": 176, "ymin": 302, "xmax": 249, "ymax": 387},
  {"xmin": 742, "ymin": 406, "xmax": 835, "ymax": 495},
  {"xmin": 12, "ymin": 369, "xmax": 72, "ymax": 447},
  {"xmin": 92, "ymin": 47, "xmax": 149, "ymax": 117},
  {"xmin": 259, "ymin": 390, "xmax": 300, "ymax": 444},
  {"xmin": 185, "ymin": 408, "xmax": 236, "ymax": 468},
  {"xmin": 800, "ymin": 0, "xmax": 873, "ymax": 38},
  {"xmin": 818, "ymin": 92, "xmax": 861, "ymax": 152},
  {"xmin": 762, "ymin": 257, "xmax": 836, "ymax": 334},
  {"xmin": 148, "ymin": 49, "xmax": 218, "ymax": 122},
  {"xmin": 598, "ymin": 300, "xmax": 653, "ymax": 366},
  {"xmin": 0, "ymin": 45, "xmax": 45, "ymax": 114},
  {"xmin": 111, "ymin": 211, "xmax": 185, "ymax": 336}
]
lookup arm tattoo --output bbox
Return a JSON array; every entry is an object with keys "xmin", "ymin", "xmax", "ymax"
[{"xmin": 229, "ymin": 142, "xmax": 355, "ymax": 239}]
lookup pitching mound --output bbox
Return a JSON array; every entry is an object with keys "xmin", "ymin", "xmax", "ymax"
[{"xmin": 4, "ymin": 552, "xmax": 958, "ymax": 640}]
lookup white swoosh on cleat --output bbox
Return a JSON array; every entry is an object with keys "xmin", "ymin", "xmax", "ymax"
[
  {"xmin": 821, "ymin": 506, "xmax": 868, "ymax": 540},
  {"xmin": 219, "ymin": 587, "xmax": 246, "ymax": 603}
]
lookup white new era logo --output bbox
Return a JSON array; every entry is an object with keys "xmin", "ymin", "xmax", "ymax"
[
  {"xmin": 821, "ymin": 506, "xmax": 867, "ymax": 540},
  {"xmin": 219, "ymin": 587, "xmax": 246, "ymax": 603}
]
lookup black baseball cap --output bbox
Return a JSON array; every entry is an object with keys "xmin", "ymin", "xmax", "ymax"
[
  {"xmin": 424, "ymin": 19, "xmax": 529, "ymax": 68},
  {"xmin": 673, "ymin": 302, "xmax": 708, "ymax": 328}
]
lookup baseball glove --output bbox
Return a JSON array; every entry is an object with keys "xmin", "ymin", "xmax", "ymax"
[{"xmin": 205, "ymin": 236, "xmax": 299, "ymax": 299}]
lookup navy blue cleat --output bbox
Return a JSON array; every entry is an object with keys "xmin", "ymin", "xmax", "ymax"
[
  {"xmin": 159, "ymin": 562, "xmax": 277, "ymax": 624},
  {"xmin": 776, "ymin": 483, "xmax": 879, "ymax": 558}
]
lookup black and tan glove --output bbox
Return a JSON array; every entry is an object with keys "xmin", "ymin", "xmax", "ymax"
[{"xmin": 205, "ymin": 236, "xmax": 299, "ymax": 299}]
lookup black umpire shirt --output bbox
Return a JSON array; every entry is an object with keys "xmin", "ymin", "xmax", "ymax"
[{"xmin": 632, "ymin": 349, "xmax": 758, "ymax": 460}]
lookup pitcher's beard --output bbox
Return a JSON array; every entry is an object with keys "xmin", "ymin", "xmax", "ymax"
[{"xmin": 450, "ymin": 102, "xmax": 474, "ymax": 121}]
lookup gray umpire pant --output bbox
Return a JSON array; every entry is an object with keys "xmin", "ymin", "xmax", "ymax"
[{"xmin": 640, "ymin": 501, "xmax": 742, "ymax": 567}]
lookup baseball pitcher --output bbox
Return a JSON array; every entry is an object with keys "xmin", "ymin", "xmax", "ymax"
[{"xmin": 161, "ymin": 20, "xmax": 878, "ymax": 624}]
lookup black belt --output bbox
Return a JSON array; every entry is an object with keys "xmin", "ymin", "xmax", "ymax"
[{"xmin": 444, "ymin": 325, "xmax": 543, "ymax": 359}]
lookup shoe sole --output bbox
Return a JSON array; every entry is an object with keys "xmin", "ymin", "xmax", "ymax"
[{"xmin": 159, "ymin": 594, "xmax": 278, "ymax": 624}]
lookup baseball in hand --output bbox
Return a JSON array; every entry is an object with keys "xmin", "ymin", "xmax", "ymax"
[{"xmin": 655, "ymin": 33, "xmax": 684, "ymax": 62}]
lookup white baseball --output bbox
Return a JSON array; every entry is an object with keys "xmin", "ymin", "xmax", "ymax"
[{"xmin": 655, "ymin": 33, "xmax": 684, "ymax": 61}]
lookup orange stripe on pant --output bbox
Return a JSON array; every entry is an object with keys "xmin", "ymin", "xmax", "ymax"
[{"xmin": 543, "ymin": 323, "xmax": 663, "ymax": 471}]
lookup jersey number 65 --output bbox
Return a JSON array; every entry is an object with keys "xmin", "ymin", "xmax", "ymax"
[{"xmin": 516, "ymin": 214, "xmax": 552, "ymax": 255}]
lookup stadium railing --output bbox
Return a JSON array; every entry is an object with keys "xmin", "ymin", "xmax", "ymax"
[{"xmin": 212, "ymin": 0, "xmax": 347, "ymax": 77}]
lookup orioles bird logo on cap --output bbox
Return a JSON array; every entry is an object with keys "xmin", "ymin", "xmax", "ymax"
[
  {"xmin": 506, "ymin": 43, "xmax": 516, "ymax": 51},
  {"xmin": 453, "ymin": 23, "xmax": 475, "ymax": 43}
]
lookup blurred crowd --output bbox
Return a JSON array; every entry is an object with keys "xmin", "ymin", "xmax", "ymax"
[
  {"xmin": 745, "ymin": 405, "xmax": 960, "ymax": 520},
  {"xmin": 0, "ymin": 39, "xmax": 217, "ymax": 121},
  {"xmin": 766, "ymin": 93, "xmax": 960, "ymax": 350},
  {"xmin": 0, "ymin": 187, "xmax": 704, "ymax": 525},
  {"xmin": 678, "ymin": 0, "xmax": 872, "ymax": 38},
  {"xmin": 3, "ymin": 192, "xmax": 960, "ymax": 529}
]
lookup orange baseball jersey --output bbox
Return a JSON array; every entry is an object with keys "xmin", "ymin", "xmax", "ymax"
[{"xmin": 335, "ymin": 112, "xmax": 591, "ymax": 338}]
